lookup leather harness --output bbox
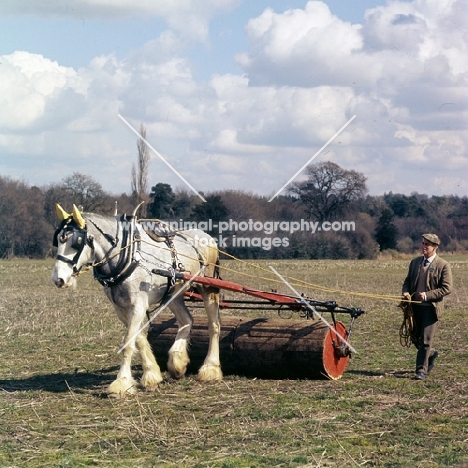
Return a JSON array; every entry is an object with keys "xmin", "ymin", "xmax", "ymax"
[{"xmin": 53, "ymin": 215, "xmax": 207, "ymax": 307}]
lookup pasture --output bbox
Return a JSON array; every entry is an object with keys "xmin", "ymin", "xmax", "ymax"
[{"xmin": 0, "ymin": 257, "xmax": 467, "ymax": 467}]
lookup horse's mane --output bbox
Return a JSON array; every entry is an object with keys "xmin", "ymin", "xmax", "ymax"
[
  {"xmin": 83, "ymin": 212, "xmax": 114, "ymax": 221},
  {"xmin": 82, "ymin": 212, "xmax": 120, "ymax": 237},
  {"xmin": 83, "ymin": 212, "xmax": 117, "ymax": 224}
]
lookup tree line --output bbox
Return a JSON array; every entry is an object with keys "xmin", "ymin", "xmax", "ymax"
[{"xmin": 1, "ymin": 161, "xmax": 468, "ymax": 260}]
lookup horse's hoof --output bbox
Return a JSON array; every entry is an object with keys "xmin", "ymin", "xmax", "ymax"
[
  {"xmin": 167, "ymin": 363, "xmax": 186, "ymax": 380},
  {"xmin": 140, "ymin": 371, "xmax": 163, "ymax": 390},
  {"xmin": 107, "ymin": 378, "xmax": 137, "ymax": 398},
  {"xmin": 197, "ymin": 364, "xmax": 223, "ymax": 382},
  {"xmin": 168, "ymin": 351, "xmax": 189, "ymax": 379}
]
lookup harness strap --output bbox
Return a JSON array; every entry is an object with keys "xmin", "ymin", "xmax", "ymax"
[
  {"xmin": 93, "ymin": 216, "xmax": 140, "ymax": 288},
  {"xmin": 170, "ymin": 231, "xmax": 207, "ymax": 272},
  {"xmin": 140, "ymin": 219, "xmax": 207, "ymax": 272},
  {"xmin": 161, "ymin": 266, "xmax": 177, "ymax": 303},
  {"xmin": 56, "ymin": 254, "xmax": 75, "ymax": 266},
  {"xmin": 158, "ymin": 231, "xmax": 208, "ymax": 302},
  {"xmin": 140, "ymin": 230, "xmax": 206, "ymax": 320}
]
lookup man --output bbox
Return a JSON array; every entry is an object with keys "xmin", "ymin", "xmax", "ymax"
[{"xmin": 402, "ymin": 233, "xmax": 452, "ymax": 380}]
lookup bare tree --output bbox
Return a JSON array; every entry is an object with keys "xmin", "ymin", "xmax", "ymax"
[
  {"xmin": 131, "ymin": 123, "xmax": 150, "ymax": 217},
  {"xmin": 290, "ymin": 161, "xmax": 367, "ymax": 222},
  {"xmin": 0, "ymin": 176, "xmax": 52, "ymax": 258},
  {"xmin": 62, "ymin": 172, "xmax": 108, "ymax": 212}
]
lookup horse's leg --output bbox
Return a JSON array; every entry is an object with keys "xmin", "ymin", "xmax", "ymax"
[
  {"xmin": 108, "ymin": 335, "xmax": 137, "ymax": 396},
  {"xmin": 198, "ymin": 286, "xmax": 223, "ymax": 382},
  {"xmin": 167, "ymin": 296, "xmax": 192, "ymax": 379},
  {"xmin": 135, "ymin": 331, "xmax": 164, "ymax": 390},
  {"xmin": 107, "ymin": 303, "xmax": 144, "ymax": 397}
]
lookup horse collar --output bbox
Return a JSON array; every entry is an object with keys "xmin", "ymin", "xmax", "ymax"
[{"xmin": 93, "ymin": 216, "xmax": 141, "ymax": 288}]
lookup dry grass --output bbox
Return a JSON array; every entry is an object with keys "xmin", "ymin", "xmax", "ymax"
[{"xmin": 0, "ymin": 256, "xmax": 467, "ymax": 467}]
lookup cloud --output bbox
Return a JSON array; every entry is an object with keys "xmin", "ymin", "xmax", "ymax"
[
  {"xmin": 0, "ymin": 50, "xmax": 134, "ymax": 196},
  {"xmin": 210, "ymin": 73, "xmax": 357, "ymax": 147},
  {"xmin": 238, "ymin": 0, "xmax": 468, "ymax": 88},
  {"xmin": 0, "ymin": 0, "xmax": 241, "ymax": 42},
  {"xmin": 0, "ymin": 52, "xmax": 79, "ymax": 131},
  {"xmin": 233, "ymin": 0, "xmax": 468, "ymax": 194},
  {"xmin": 237, "ymin": 2, "xmax": 368, "ymax": 87},
  {"xmin": 0, "ymin": 0, "xmax": 467, "ymax": 197},
  {"xmin": 0, "ymin": 51, "xmax": 134, "ymax": 135}
]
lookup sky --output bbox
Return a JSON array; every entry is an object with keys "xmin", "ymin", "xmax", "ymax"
[{"xmin": 0, "ymin": 0, "xmax": 467, "ymax": 199}]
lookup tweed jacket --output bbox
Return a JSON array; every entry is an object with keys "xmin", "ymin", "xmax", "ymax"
[{"xmin": 402, "ymin": 255, "xmax": 453, "ymax": 318}]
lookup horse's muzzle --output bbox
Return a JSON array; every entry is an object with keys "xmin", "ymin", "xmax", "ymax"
[{"xmin": 52, "ymin": 277, "xmax": 66, "ymax": 288}]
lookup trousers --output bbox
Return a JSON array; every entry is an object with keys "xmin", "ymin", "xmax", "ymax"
[{"xmin": 412, "ymin": 304, "xmax": 438, "ymax": 373}]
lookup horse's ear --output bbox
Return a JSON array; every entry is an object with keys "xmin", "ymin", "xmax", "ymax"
[
  {"xmin": 72, "ymin": 204, "xmax": 86, "ymax": 229},
  {"xmin": 55, "ymin": 203, "xmax": 71, "ymax": 221}
]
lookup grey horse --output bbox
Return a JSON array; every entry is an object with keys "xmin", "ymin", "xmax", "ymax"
[{"xmin": 51, "ymin": 204, "xmax": 222, "ymax": 397}]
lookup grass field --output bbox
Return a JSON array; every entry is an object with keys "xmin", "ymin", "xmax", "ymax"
[{"xmin": 0, "ymin": 256, "xmax": 467, "ymax": 467}]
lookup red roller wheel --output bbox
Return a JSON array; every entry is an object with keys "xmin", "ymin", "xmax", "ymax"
[{"xmin": 322, "ymin": 322, "xmax": 350, "ymax": 379}]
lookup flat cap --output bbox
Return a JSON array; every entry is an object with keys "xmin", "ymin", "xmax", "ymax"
[{"xmin": 422, "ymin": 233, "xmax": 440, "ymax": 245}]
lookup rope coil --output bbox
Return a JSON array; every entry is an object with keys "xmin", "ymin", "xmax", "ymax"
[{"xmin": 398, "ymin": 298, "xmax": 417, "ymax": 347}]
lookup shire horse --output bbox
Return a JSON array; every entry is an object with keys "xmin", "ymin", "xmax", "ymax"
[{"xmin": 51, "ymin": 204, "xmax": 222, "ymax": 397}]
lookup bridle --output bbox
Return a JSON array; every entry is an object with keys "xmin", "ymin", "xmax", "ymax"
[
  {"xmin": 53, "ymin": 212, "xmax": 141, "ymax": 286},
  {"xmin": 53, "ymin": 218, "xmax": 94, "ymax": 276}
]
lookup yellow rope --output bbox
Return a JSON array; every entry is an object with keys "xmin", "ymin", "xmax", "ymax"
[
  {"xmin": 77, "ymin": 216, "xmax": 418, "ymax": 304},
  {"xmin": 216, "ymin": 252, "xmax": 405, "ymax": 301},
  {"xmin": 398, "ymin": 297, "xmax": 417, "ymax": 347}
]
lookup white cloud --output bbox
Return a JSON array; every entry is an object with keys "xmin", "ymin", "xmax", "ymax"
[
  {"xmin": 0, "ymin": 52, "xmax": 79, "ymax": 131},
  {"xmin": 232, "ymin": 0, "xmax": 467, "ymax": 195},
  {"xmin": 237, "ymin": 2, "xmax": 369, "ymax": 87},
  {"xmin": 209, "ymin": 73, "xmax": 357, "ymax": 148},
  {"xmin": 362, "ymin": 0, "xmax": 468, "ymax": 80},
  {"xmin": 0, "ymin": 0, "xmax": 467, "ymax": 197},
  {"xmin": 239, "ymin": 0, "xmax": 468, "ymax": 90}
]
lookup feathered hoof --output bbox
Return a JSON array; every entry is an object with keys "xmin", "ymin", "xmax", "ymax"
[
  {"xmin": 140, "ymin": 370, "xmax": 163, "ymax": 390},
  {"xmin": 168, "ymin": 351, "xmax": 190, "ymax": 379},
  {"xmin": 107, "ymin": 377, "xmax": 137, "ymax": 398},
  {"xmin": 197, "ymin": 364, "xmax": 223, "ymax": 382}
]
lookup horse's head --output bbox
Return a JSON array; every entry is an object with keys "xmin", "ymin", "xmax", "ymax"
[{"xmin": 51, "ymin": 204, "xmax": 94, "ymax": 288}]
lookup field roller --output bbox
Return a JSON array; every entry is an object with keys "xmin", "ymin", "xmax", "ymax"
[
  {"xmin": 148, "ymin": 270, "xmax": 364, "ymax": 380},
  {"xmin": 149, "ymin": 315, "xmax": 350, "ymax": 379}
]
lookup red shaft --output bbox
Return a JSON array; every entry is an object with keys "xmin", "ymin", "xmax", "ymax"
[{"xmin": 181, "ymin": 272, "xmax": 298, "ymax": 305}]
